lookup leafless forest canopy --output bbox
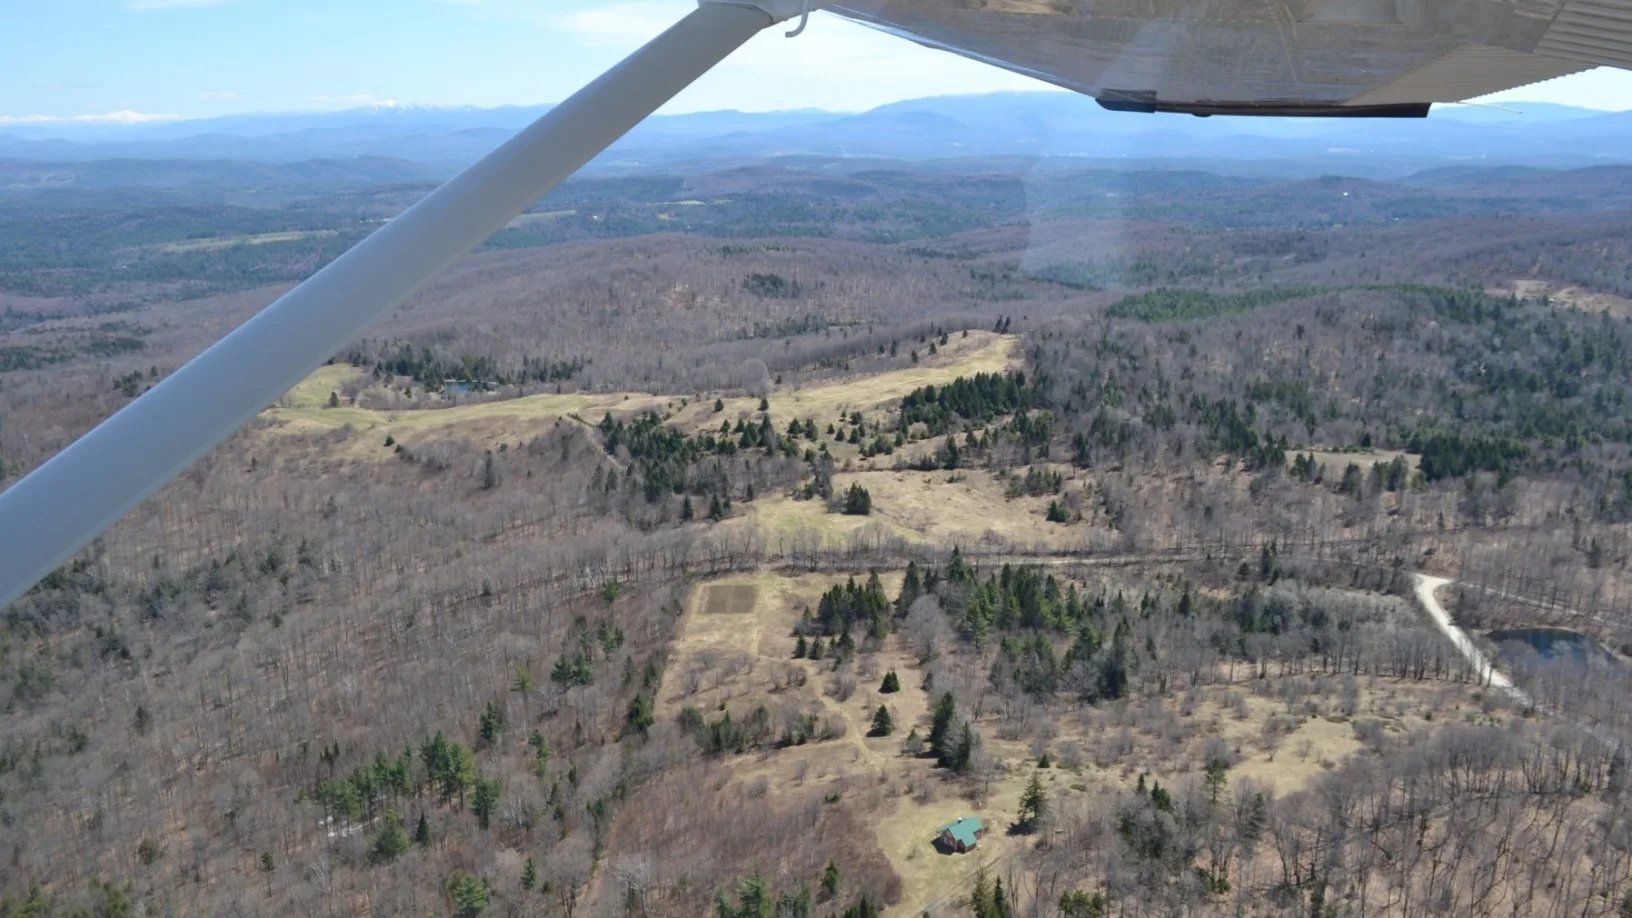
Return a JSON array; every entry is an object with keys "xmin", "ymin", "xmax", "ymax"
[{"xmin": 4, "ymin": 155, "xmax": 1632, "ymax": 917}]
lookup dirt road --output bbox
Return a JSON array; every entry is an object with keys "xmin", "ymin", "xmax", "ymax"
[{"xmin": 1411, "ymin": 574, "xmax": 1531, "ymax": 706}]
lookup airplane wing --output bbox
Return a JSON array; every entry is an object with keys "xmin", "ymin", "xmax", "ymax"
[{"xmin": 824, "ymin": 0, "xmax": 1632, "ymax": 115}]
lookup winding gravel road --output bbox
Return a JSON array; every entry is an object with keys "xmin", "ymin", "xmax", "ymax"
[{"xmin": 1412, "ymin": 573, "xmax": 1532, "ymax": 706}]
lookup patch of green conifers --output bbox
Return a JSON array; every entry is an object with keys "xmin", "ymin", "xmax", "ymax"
[
  {"xmin": 1107, "ymin": 287, "xmax": 1330, "ymax": 321},
  {"xmin": 1107, "ymin": 283, "xmax": 1521, "ymax": 323}
]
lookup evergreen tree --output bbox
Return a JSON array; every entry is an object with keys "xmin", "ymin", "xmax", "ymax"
[
  {"xmin": 810, "ymin": 636, "xmax": 826, "ymax": 660},
  {"xmin": 478, "ymin": 700, "xmax": 506, "ymax": 746},
  {"xmin": 528, "ymin": 730, "xmax": 551, "ymax": 779},
  {"xmin": 835, "ymin": 629, "xmax": 856, "ymax": 660},
  {"xmin": 681, "ymin": 496, "xmax": 694, "ymax": 521},
  {"xmin": 929, "ymin": 693, "xmax": 957, "ymax": 764},
  {"xmin": 714, "ymin": 398, "xmax": 725, "ymax": 412},
  {"xmin": 627, "ymin": 693, "xmax": 655, "ymax": 735},
  {"xmin": 896, "ymin": 562, "xmax": 922, "ymax": 614},
  {"xmin": 369, "ymin": 812, "xmax": 409, "ymax": 863},
  {"xmin": 952, "ymin": 723, "xmax": 978, "ymax": 773},
  {"xmin": 970, "ymin": 872, "xmax": 992, "ymax": 918},
  {"xmin": 413, "ymin": 811, "xmax": 431, "ymax": 847},
  {"xmin": 1018, "ymin": 772, "xmax": 1048, "ymax": 830},
  {"xmin": 450, "ymin": 871, "xmax": 489, "ymax": 918},
  {"xmin": 709, "ymin": 493, "xmax": 725, "ymax": 521},
  {"xmin": 1059, "ymin": 891, "xmax": 1107, "ymax": 918},
  {"xmin": 472, "ymin": 779, "xmax": 501, "ymax": 830},
  {"xmin": 841, "ymin": 483, "xmax": 872, "ymax": 515},
  {"xmin": 879, "ymin": 670, "xmax": 901, "ymax": 693},
  {"xmin": 1204, "ymin": 755, "xmax": 1229, "ymax": 806},
  {"xmin": 869, "ymin": 705, "xmax": 894, "ymax": 737},
  {"xmin": 820, "ymin": 860, "xmax": 841, "ymax": 902},
  {"xmin": 522, "ymin": 858, "xmax": 538, "ymax": 891},
  {"xmin": 483, "ymin": 451, "xmax": 503, "ymax": 490},
  {"xmin": 793, "ymin": 634, "xmax": 808, "ymax": 659}
]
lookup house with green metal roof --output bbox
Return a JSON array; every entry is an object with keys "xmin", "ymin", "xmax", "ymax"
[{"xmin": 935, "ymin": 816, "xmax": 985, "ymax": 853}]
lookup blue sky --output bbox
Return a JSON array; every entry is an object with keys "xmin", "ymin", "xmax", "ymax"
[{"xmin": 5, "ymin": 0, "xmax": 1632, "ymax": 125}]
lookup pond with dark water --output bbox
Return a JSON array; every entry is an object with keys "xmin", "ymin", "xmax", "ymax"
[{"xmin": 1487, "ymin": 627, "xmax": 1616, "ymax": 668}]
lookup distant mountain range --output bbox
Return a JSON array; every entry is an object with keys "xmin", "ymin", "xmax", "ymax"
[{"xmin": 3, "ymin": 93, "xmax": 1631, "ymax": 185}]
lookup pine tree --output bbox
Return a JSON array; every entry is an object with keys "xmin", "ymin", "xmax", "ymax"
[
  {"xmin": 970, "ymin": 872, "xmax": 991, "ymax": 917},
  {"xmin": 478, "ymin": 700, "xmax": 506, "ymax": 746},
  {"xmin": 1204, "ymin": 755, "xmax": 1229, "ymax": 806},
  {"xmin": 450, "ymin": 871, "xmax": 489, "ymax": 918},
  {"xmin": 869, "ymin": 705, "xmax": 893, "ymax": 737},
  {"xmin": 483, "ymin": 451, "xmax": 503, "ymax": 490},
  {"xmin": 522, "ymin": 858, "xmax": 538, "ymax": 891},
  {"xmin": 810, "ymin": 636, "xmax": 825, "ymax": 660},
  {"xmin": 709, "ymin": 494, "xmax": 725, "ymax": 521},
  {"xmin": 992, "ymin": 877, "xmax": 1012, "ymax": 918},
  {"xmin": 714, "ymin": 398, "xmax": 725, "ymax": 412},
  {"xmin": 681, "ymin": 496, "xmax": 694, "ymax": 521},
  {"xmin": 879, "ymin": 670, "xmax": 901, "ymax": 693},
  {"xmin": 370, "ymin": 812, "xmax": 409, "ymax": 863},
  {"xmin": 472, "ymin": 779, "xmax": 501, "ymax": 830},
  {"xmin": 1018, "ymin": 772, "xmax": 1048, "ymax": 830},
  {"xmin": 413, "ymin": 811, "xmax": 432, "ymax": 847},
  {"xmin": 627, "ymin": 693, "xmax": 655, "ymax": 734},
  {"xmin": 929, "ymin": 693, "xmax": 957, "ymax": 764},
  {"xmin": 820, "ymin": 860, "xmax": 841, "ymax": 902},
  {"xmin": 794, "ymin": 635, "xmax": 808, "ymax": 659},
  {"xmin": 528, "ymin": 730, "xmax": 550, "ymax": 779},
  {"xmin": 952, "ymin": 723, "xmax": 977, "ymax": 773}
]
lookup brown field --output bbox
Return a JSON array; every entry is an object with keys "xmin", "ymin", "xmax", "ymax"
[{"xmin": 704, "ymin": 582, "xmax": 759, "ymax": 616}]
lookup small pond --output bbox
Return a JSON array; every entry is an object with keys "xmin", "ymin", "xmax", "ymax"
[{"xmin": 1487, "ymin": 627, "xmax": 1616, "ymax": 668}]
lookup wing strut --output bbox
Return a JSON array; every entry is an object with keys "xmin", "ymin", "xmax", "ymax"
[{"xmin": 0, "ymin": 1, "xmax": 781, "ymax": 609}]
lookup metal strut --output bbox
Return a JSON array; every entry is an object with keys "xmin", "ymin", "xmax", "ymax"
[
  {"xmin": 786, "ymin": 0, "xmax": 812, "ymax": 36},
  {"xmin": 0, "ymin": 2, "xmax": 776, "ymax": 609}
]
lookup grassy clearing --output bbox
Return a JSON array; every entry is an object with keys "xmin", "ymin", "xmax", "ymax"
[
  {"xmin": 1292, "ymin": 447, "xmax": 1421, "ymax": 475},
  {"xmin": 159, "ymin": 230, "xmax": 338, "ymax": 253},
  {"xmin": 259, "ymin": 332, "xmax": 1020, "ymax": 466},
  {"xmin": 263, "ymin": 385, "xmax": 675, "ymax": 459},
  {"xmin": 505, "ymin": 209, "xmax": 578, "ymax": 229},
  {"xmin": 751, "ymin": 467, "xmax": 1090, "ymax": 553}
]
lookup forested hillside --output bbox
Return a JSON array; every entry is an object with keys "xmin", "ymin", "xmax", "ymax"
[{"xmin": 3, "ymin": 154, "xmax": 1632, "ymax": 918}]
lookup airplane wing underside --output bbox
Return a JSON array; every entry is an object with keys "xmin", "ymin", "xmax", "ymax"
[{"xmin": 824, "ymin": 0, "xmax": 1632, "ymax": 115}]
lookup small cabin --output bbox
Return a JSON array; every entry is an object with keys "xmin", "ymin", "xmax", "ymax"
[{"xmin": 935, "ymin": 816, "xmax": 986, "ymax": 853}]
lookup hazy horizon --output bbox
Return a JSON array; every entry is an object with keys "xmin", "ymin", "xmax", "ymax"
[{"xmin": 7, "ymin": 1, "xmax": 1632, "ymax": 127}]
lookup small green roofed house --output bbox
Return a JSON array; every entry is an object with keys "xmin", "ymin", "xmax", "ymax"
[{"xmin": 936, "ymin": 816, "xmax": 986, "ymax": 853}]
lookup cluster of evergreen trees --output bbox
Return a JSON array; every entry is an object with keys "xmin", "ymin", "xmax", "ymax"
[
  {"xmin": 1412, "ymin": 430, "xmax": 1527, "ymax": 482},
  {"xmin": 346, "ymin": 339, "xmax": 583, "ymax": 390},
  {"xmin": 713, "ymin": 862, "xmax": 874, "ymax": 918},
  {"xmin": 899, "ymin": 371, "xmax": 1039, "ymax": 434},
  {"xmin": 927, "ymin": 692, "xmax": 979, "ymax": 773},
  {"xmin": 1106, "ymin": 286, "xmax": 1326, "ymax": 322},
  {"xmin": 967, "ymin": 872, "xmax": 1019, "ymax": 918},
  {"xmin": 1189, "ymin": 397, "xmax": 1286, "ymax": 469},
  {"xmin": 310, "ymin": 730, "xmax": 503, "ymax": 858},
  {"xmin": 807, "ymin": 573, "xmax": 891, "ymax": 637}
]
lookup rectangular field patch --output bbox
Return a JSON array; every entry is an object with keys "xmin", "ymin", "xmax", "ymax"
[{"xmin": 703, "ymin": 583, "xmax": 757, "ymax": 615}]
